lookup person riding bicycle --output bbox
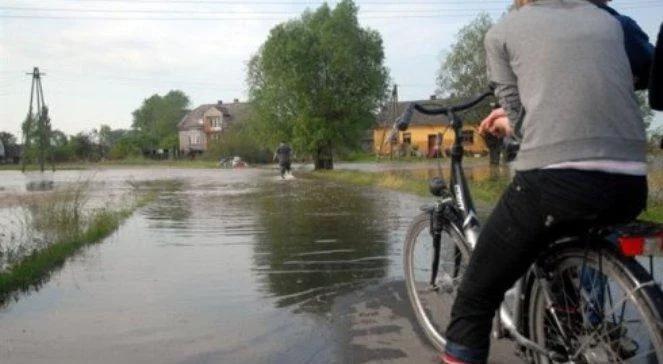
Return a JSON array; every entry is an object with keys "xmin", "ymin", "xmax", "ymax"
[
  {"xmin": 651, "ymin": 23, "xmax": 663, "ymax": 111},
  {"xmin": 589, "ymin": 0, "xmax": 654, "ymax": 90},
  {"xmin": 441, "ymin": 1, "xmax": 652, "ymax": 363},
  {"xmin": 274, "ymin": 141, "xmax": 292, "ymax": 179}
]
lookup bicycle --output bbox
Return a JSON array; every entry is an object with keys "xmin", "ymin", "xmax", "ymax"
[{"xmin": 395, "ymin": 90, "xmax": 663, "ymax": 363}]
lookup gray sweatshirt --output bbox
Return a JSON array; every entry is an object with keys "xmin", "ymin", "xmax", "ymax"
[{"xmin": 485, "ymin": 0, "xmax": 647, "ymax": 171}]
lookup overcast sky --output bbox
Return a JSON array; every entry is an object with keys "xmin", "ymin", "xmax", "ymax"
[{"xmin": 1, "ymin": 0, "xmax": 661, "ymax": 138}]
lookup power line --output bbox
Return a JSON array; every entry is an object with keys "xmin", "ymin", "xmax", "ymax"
[
  {"xmin": 51, "ymin": 0, "xmax": 513, "ymax": 4},
  {"xmin": 0, "ymin": 6, "xmax": 514, "ymax": 14},
  {"xmin": 0, "ymin": 13, "xmax": 507, "ymax": 21},
  {"xmin": 1, "ymin": 2, "xmax": 659, "ymax": 20},
  {"xmin": 12, "ymin": 0, "xmax": 663, "ymax": 7}
]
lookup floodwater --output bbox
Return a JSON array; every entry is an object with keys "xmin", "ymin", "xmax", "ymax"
[
  {"xmin": 0, "ymin": 167, "xmax": 468, "ymax": 363},
  {"xmin": 1, "ymin": 164, "xmax": 658, "ymax": 363}
]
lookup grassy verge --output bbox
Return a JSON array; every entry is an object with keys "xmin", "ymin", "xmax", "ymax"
[
  {"xmin": 306, "ymin": 169, "xmax": 506, "ymax": 204},
  {"xmin": 305, "ymin": 168, "xmax": 662, "ymax": 223},
  {"xmin": 0, "ymin": 180, "xmax": 166, "ymax": 302},
  {"xmin": 0, "ymin": 209, "xmax": 129, "ymax": 302},
  {"xmin": 643, "ymin": 169, "xmax": 663, "ymax": 222}
]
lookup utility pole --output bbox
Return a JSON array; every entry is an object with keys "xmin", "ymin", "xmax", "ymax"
[
  {"xmin": 389, "ymin": 84, "xmax": 398, "ymax": 160},
  {"xmin": 378, "ymin": 84, "xmax": 398, "ymax": 158},
  {"xmin": 22, "ymin": 67, "xmax": 54, "ymax": 173}
]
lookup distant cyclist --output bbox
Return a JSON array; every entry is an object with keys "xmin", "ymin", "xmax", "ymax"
[
  {"xmin": 274, "ymin": 141, "xmax": 292, "ymax": 179},
  {"xmin": 442, "ymin": 1, "xmax": 652, "ymax": 363}
]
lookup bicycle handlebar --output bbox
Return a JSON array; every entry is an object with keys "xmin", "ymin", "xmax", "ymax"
[{"xmin": 394, "ymin": 90, "xmax": 494, "ymax": 131}]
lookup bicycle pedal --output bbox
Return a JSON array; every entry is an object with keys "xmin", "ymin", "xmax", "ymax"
[{"xmin": 616, "ymin": 338, "xmax": 638, "ymax": 359}]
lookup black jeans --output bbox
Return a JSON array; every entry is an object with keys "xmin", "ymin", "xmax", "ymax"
[{"xmin": 444, "ymin": 169, "xmax": 648, "ymax": 363}]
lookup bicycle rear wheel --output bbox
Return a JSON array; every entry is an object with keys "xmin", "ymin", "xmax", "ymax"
[
  {"xmin": 403, "ymin": 213, "xmax": 470, "ymax": 352},
  {"xmin": 528, "ymin": 246, "xmax": 663, "ymax": 363}
]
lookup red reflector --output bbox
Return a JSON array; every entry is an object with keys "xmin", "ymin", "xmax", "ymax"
[
  {"xmin": 619, "ymin": 234, "xmax": 663, "ymax": 257},
  {"xmin": 619, "ymin": 236, "xmax": 645, "ymax": 256}
]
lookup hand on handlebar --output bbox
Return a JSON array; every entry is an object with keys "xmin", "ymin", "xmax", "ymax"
[{"xmin": 478, "ymin": 107, "xmax": 513, "ymax": 138}]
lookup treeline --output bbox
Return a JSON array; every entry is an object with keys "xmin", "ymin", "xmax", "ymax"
[{"xmin": 2, "ymin": 90, "xmax": 191, "ymax": 164}]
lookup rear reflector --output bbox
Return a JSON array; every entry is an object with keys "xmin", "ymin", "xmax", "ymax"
[{"xmin": 618, "ymin": 234, "xmax": 663, "ymax": 257}]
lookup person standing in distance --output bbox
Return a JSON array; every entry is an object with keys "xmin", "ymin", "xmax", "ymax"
[{"xmin": 274, "ymin": 141, "xmax": 292, "ymax": 179}]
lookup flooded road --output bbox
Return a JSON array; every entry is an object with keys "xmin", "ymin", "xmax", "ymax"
[{"xmin": 2, "ymin": 168, "xmax": 515, "ymax": 363}]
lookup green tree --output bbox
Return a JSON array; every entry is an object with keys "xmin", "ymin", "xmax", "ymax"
[
  {"xmin": 98, "ymin": 124, "xmax": 113, "ymax": 158},
  {"xmin": 50, "ymin": 129, "xmax": 73, "ymax": 162},
  {"xmin": 69, "ymin": 132, "xmax": 96, "ymax": 161},
  {"xmin": 0, "ymin": 131, "xmax": 17, "ymax": 160},
  {"xmin": 247, "ymin": 0, "xmax": 389, "ymax": 169},
  {"xmin": 21, "ymin": 107, "xmax": 54, "ymax": 171},
  {"xmin": 0, "ymin": 132, "xmax": 17, "ymax": 149},
  {"xmin": 205, "ymin": 123, "xmax": 272, "ymax": 164},
  {"xmin": 109, "ymin": 130, "xmax": 143, "ymax": 159},
  {"xmin": 435, "ymin": 13, "xmax": 503, "ymax": 164},
  {"xmin": 131, "ymin": 90, "xmax": 190, "ymax": 152},
  {"xmin": 437, "ymin": 13, "xmax": 493, "ymax": 106},
  {"xmin": 636, "ymin": 91, "xmax": 654, "ymax": 131},
  {"xmin": 649, "ymin": 125, "xmax": 663, "ymax": 153}
]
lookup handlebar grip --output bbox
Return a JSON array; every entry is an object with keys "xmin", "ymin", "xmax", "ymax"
[{"xmin": 396, "ymin": 104, "xmax": 415, "ymax": 131}]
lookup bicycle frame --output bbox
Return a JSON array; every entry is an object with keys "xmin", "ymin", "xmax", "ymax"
[{"xmin": 428, "ymin": 101, "xmax": 562, "ymax": 359}]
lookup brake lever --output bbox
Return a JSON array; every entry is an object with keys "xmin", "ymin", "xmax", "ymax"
[{"xmin": 383, "ymin": 104, "xmax": 415, "ymax": 147}]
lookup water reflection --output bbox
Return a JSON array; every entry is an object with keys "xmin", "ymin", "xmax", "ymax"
[
  {"xmin": 251, "ymin": 179, "xmax": 390, "ymax": 312},
  {"xmin": 141, "ymin": 180, "xmax": 191, "ymax": 223},
  {"xmin": 25, "ymin": 180, "xmax": 54, "ymax": 192}
]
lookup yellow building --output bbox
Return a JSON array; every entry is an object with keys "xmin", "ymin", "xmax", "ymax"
[{"xmin": 373, "ymin": 99, "xmax": 489, "ymax": 157}]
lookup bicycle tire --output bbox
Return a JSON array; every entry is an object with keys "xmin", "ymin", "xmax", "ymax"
[
  {"xmin": 403, "ymin": 212, "xmax": 471, "ymax": 352},
  {"xmin": 527, "ymin": 246, "xmax": 663, "ymax": 363}
]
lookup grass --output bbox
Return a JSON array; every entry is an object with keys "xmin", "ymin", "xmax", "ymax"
[
  {"xmin": 306, "ymin": 167, "xmax": 662, "ymax": 223},
  {"xmin": 0, "ymin": 209, "xmax": 128, "ymax": 302},
  {"xmin": 0, "ymin": 179, "xmax": 169, "ymax": 302},
  {"xmin": 310, "ymin": 169, "xmax": 430, "ymax": 196},
  {"xmin": 642, "ymin": 169, "xmax": 663, "ymax": 222},
  {"xmin": 306, "ymin": 168, "xmax": 507, "ymax": 204}
]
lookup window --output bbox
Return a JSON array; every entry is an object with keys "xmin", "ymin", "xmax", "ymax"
[
  {"xmin": 461, "ymin": 130, "xmax": 474, "ymax": 144},
  {"xmin": 209, "ymin": 116, "xmax": 222, "ymax": 128},
  {"xmin": 403, "ymin": 132, "xmax": 412, "ymax": 145}
]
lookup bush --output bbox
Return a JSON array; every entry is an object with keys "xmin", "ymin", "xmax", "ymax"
[
  {"xmin": 204, "ymin": 127, "xmax": 272, "ymax": 164},
  {"xmin": 109, "ymin": 137, "xmax": 142, "ymax": 160}
]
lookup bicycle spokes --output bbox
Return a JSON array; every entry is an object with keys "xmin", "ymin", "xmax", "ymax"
[{"xmin": 535, "ymin": 254, "xmax": 660, "ymax": 363}]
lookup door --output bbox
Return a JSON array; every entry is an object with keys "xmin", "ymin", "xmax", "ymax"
[{"xmin": 428, "ymin": 134, "xmax": 437, "ymax": 158}]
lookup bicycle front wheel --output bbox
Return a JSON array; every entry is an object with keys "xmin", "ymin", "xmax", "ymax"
[
  {"xmin": 403, "ymin": 212, "xmax": 471, "ymax": 352},
  {"xmin": 528, "ymin": 246, "xmax": 663, "ymax": 363}
]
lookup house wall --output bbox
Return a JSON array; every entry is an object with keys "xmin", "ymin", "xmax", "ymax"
[
  {"xmin": 179, "ymin": 129, "xmax": 206, "ymax": 152},
  {"xmin": 373, "ymin": 125, "xmax": 488, "ymax": 156},
  {"xmin": 203, "ymin": 107, "xmax": 223, "ymax": 133}
]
